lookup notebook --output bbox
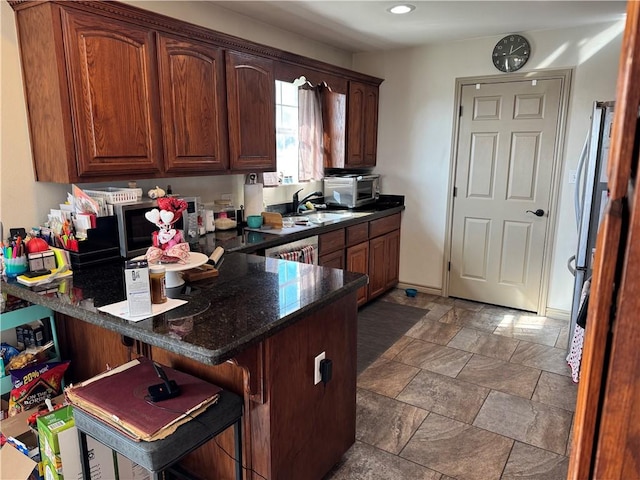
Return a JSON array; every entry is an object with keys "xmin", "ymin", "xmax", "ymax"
[{"xmin": 65, "ymin": 357, "xmax": 221, "ymax": 442}]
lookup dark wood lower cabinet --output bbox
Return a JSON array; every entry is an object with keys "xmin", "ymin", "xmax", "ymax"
[
  {"xmin": 55, "ymin": 315, "xmax": 133, "ymax": 382},
  {"xmin": 320, "ymin": 213, "xmax": 402, "ymax": 305},
  {"xmin": 346, "ymin": 242, "xmax": 369, "ymax": 306},
  {"xmin": 56, "ymin": 293, "xmax": 358, "ymax": 480},
  {"xmin": 319, "ymin": 249, "xmax": 345, "ymax": 269},
  {"xmin": 367, "ymin": 229, "xmax": 401, "ymax": 301}
]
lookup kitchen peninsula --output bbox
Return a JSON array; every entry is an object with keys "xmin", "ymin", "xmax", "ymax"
[{"xmin": 1, "ymin": 253, "xmax": 367, "ymax": 479}]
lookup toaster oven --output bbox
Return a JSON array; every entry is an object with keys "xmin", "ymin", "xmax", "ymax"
[{"xmin": 323, "ymin": 174, "xmax": 380, "ymax": 208}]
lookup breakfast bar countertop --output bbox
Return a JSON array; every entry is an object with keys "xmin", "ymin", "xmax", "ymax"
[{"xmin": 1, "ymin": 253, "xmax": 367, "ymax": 366}]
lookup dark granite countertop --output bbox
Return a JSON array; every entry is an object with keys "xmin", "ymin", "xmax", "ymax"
[
  {"xmin": 199, "ymin": 200, "xmax": 405, "ymax": 255},
  {"xmin": 0, "ymin": 199, "xmax": 402, "ymax": 366},
  {"xmin": 1, "ymin": 253, "xmax": 367, "ymax": 366}
]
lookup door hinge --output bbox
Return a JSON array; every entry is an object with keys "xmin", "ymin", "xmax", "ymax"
[
  {"xmin": 453, "ymin": 187, "xmax": 457, "ymax": 197},
  {"xmin": 459, "ymin": 105, "xmax": 463, "ymax": 117},
  {"xmin": 448, "ymin": 261, "xmax": 451, "ymax": 271}
]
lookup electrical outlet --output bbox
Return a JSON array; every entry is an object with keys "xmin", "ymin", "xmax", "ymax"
[
  {"xmin": 314, "ymin": 351, "xmax": 325, "ymax": 385},
  {"xmin": 569, "ymin": 169, "xmax": 577, "ymax": 184}
]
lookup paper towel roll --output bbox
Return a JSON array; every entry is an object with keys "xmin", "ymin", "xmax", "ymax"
[{"xmin": 244, "ymin": 183, "xmax": 264, "ymax": 218}]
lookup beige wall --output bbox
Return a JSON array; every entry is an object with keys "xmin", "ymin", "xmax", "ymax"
[
  {"xmin": 0, "ymin": 0, "xmax": 351, "ymax": 232},
  {"xmin": 353, "ymin": 21, "xmax": 625, "ymax": 314},
  {"xmin": 1, "ymin": 1, "xmax": 624, "ymax": 315}
]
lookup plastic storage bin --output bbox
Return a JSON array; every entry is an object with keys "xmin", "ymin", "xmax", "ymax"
[{"xmin": 0, "ymin": 304, "xmax": 61, "ymax": 395}]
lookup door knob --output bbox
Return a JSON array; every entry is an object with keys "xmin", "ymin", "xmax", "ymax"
[{"xmin": 526, "ymin": 209, "xmax": 545, "ymax": 217}]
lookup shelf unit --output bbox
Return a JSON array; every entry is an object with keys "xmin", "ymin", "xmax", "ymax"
[{"xmin": 0, "ymin": 304, "xmax": 61, "ymax": 395}]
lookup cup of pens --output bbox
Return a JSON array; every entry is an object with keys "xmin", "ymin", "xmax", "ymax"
[{"xmin": 4, "ymin": 255, "xmax": 27, "ymax": 278}]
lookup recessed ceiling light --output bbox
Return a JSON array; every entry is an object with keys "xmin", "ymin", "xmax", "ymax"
[{"xmin": 388, "ymin": 4, "xmax": 415, "ymax": 15}]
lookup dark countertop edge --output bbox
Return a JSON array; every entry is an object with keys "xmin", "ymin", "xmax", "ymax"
[
  {"xmin": 1, "ymin": 269, "xmax": 367, "ymax": 366},
  {"xmin": 236, "ymin": 205, "xmax": 405, "ymax": 254}
]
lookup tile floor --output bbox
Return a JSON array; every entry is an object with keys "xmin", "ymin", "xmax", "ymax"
[{"xmin": 325, "ymin": 289, "xmax": 577, "ymax": 480}]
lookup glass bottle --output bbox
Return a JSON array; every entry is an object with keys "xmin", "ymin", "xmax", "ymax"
[{"xmin": 149, "ymin": 265, "xmax": 167, "ymax": 304}]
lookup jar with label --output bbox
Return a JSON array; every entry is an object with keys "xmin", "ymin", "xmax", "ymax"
[{"xmin": 149, "ymin": 265, "xmax": 167, "ymax": 304}]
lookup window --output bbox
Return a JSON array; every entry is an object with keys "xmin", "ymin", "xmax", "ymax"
[
  {"xmin": 275, "ymin": 80, "xmax": 300, "ymax": 184},
  {"xmin": 275, "ymin": 79, "xmax": 345, "ymax": 184}
]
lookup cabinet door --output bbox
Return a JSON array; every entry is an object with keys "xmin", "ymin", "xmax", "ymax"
[
  {"xmin": 61, "ymin": 9, "xmax": 163, "ymax": 177},
  {"xmin": 319, "ymin": 249, "xmax": 345, "ymax": 269},
  {"xmin": 346, "ymin": 241, "xmax": 369, "ymax": 305},
  {"xmin": 346, "ymin": 81, "xmax": 378, "ymax": 168},
  {"xmin": 158, "ymin": 34, "xmax": 228, "ymax": 173},
  {"xmin": 369, "ymin": 229, "xmax": 401, "ymax": 300},
  {"xmin": 55, "ymin": 315, "xmax": 131, "ymax": 383},
  {"xmin": 362, "ymin": 85, "xmax": 379, "ymax": 166},
  {"xmin": 384, "ymin": 229, "xmax": 401, "ymax": 290},
  {"xmin": 226, "ymin": 51, "xmax": 276, "ymax": 171},
  {"xmin": 346, "ymin": 82, "xmax": 365, "ymax": 167},
  {"xmin": 368, "ymin": 235, "xmax": 387, "ymax": 299}
]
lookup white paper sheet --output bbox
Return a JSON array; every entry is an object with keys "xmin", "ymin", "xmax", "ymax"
[{"xmin": 98, "ymin": 298, "xmax": 187, "ymax": 322}]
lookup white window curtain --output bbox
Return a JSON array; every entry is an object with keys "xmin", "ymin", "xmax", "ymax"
[{"xmin": 298, "ymin": 86, "xmax": 324, "ymax": 182}]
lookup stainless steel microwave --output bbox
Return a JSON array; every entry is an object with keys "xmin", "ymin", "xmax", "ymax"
[
  {"xmin": 113, "ymin": 197, "xmax": 199, "ymax": 258},
  {"xmin": 323, "ymin": 174, "xmax": 380, "ymax": 208}
]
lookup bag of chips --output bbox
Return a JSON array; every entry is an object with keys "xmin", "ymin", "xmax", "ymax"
[
  {"xmin": 8, "ymin": 361, "xmax": 70, "ymax": 416},
  {"xmin": 1, "ymin": 342, "xmax": 20, "ymax": 373}
]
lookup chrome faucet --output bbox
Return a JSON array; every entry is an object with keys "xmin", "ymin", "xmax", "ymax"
[{"xmin": 292, "ymin": 189, "xmax": 323, "ymax": 213}]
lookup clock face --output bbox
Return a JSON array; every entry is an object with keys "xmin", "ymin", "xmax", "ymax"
[{"xmin": 492, "ymin": 35, "xmax": 530, "ymax": 72}]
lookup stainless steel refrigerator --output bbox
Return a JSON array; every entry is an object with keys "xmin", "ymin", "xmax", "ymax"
[{"xmin": 568, "ymin": 101, "xmax": 614, "ymax": 336}]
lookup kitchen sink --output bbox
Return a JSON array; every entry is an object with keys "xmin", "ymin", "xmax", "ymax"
[
  {"xmin": 248, "ymin": 210, "xmax": 373, "ymax": 235},
  {"xmin": 283, "ymin": 211, "xmax": 352, "ymax": 223},
  {"xmin": 306, "ymin": 212, "xmax": 352, "ymax": 223}
]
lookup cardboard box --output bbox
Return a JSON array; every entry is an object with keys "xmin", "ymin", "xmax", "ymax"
[
  {"xmin": 115, "ymin": 454, "xmax": 151, "ymax": 480},
  {"xmin": 0, "ymin": 443, "xmax": 38, "ymax": 480},
  {"xmin": 37, "ymin": 405, "xmax": 116, "ymax": 480}
]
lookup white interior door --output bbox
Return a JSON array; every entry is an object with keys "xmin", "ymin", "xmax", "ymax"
[{"xmin": 449, "ymin": 78, "xmax": 562, "ymax": 312}]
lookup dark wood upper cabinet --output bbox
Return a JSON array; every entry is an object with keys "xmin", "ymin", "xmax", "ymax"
[
  {"xmin": 61, "ymin": 9, "xmax": 163, "ymax": 178},
  {"xmin": 346, "ymin": 81, "xmax": 379, "ymax": 168},
  {"xmin": 10, "ymin": 0, "xmax": 382, "ymax": 183},
  {"xmin": 362, "ymin": 84, "xmax": 379, "ymax": 166},
  {"xmin": 158, "ymin": 34, "xmax": 229, "ymax": 173},
  {"xmin": 226, "ymin": 51, "xmax": 276, "ymax": 172},
  {"xmin": 11, "ymin": 3, "xmax": 163, "ymax": 182}
]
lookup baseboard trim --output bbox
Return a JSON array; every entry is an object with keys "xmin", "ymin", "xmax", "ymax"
[
  {"xmin": 397, "ymin": 282, "xmax": 442, "ymax": 297},
  {"xmin": 545, "ymin": 307, "xmax": 570, "ymax": 322},
  {"xmin": 395, "ymin": 283, "xmax": 571, "ymax": 320}
]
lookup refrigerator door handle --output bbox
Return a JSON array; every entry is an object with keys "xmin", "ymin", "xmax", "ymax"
[
  {"xmin": 574, "ymin": 133, "xmax": 590, "ymax": 231},
  {"xmin": 568, "ymin": 255, "xmax": 576, "ymax": 276}
]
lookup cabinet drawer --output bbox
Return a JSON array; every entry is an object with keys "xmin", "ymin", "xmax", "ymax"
[
  {"xmin": 319, "ymin": 229, "xmax": 345, "ymax": 255},
  {"xmin": 346, "ymin": 223, "xmax": 369, "ymax": 246},
  {"xmin": 369, "ymin": 213, "xmax": 401, "ymax": 238},
  {"xmin": 319, "ymin": 249, "xmax": 345, "ymax": 269}
]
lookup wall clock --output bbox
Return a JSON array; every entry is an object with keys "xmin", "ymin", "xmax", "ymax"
[{"xmin": 492, "ymin": 34, "xmax": 530, "ymax": 72}]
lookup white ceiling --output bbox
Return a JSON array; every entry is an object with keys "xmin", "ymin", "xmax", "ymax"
[{"xmin": 210, "ymin": 1, "xmax": 628, "ymax": 53}]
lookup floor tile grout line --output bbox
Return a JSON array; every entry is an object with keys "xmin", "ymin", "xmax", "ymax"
[
  {"xmin": 356, "ymin": 431, "xmax": 449, "ymax": 478},
  {"xmin": 354, "ymin": 291, "xmax": 575, "ymax": 477},
  {"xmin": 499, "ymin": 438, "xmax": 517, "ymax": 480},
  {"xmin": 395, "ymin": 410, "xmax": 430, "ymax": 459}
]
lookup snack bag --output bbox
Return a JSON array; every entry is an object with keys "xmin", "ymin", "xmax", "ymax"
[{"xmin": 8, "ymin": 361, "xmax": 70, "ymax": 416}]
